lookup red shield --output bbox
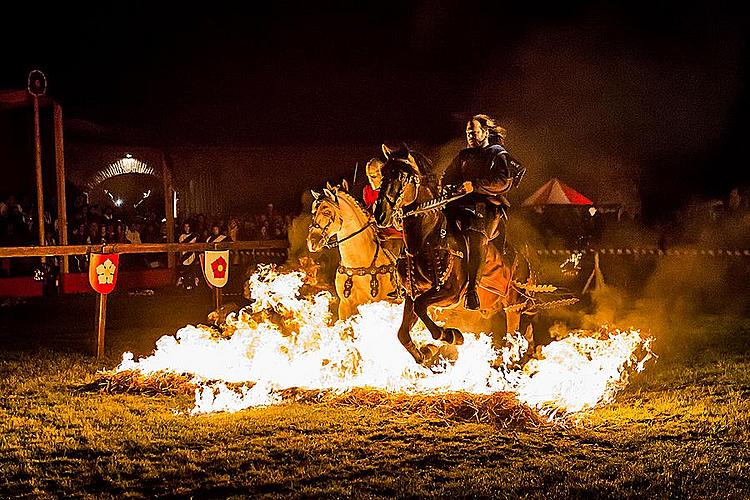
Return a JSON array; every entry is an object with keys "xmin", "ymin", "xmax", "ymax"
[
  {"xmin": 201, "ymin": 250, "xmax": 229, "ymax": 288},
  {"xmin": 88, "ymin": 253, "xmax": 120, "ymax": 294}
]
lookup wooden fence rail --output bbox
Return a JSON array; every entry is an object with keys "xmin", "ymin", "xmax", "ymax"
[{"xmin": 0, "ymin": 240, "xmax": 289, "ymax": 259}]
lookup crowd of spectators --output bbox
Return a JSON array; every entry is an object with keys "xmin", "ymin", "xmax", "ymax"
[
  {"xmin": 0, "ymin": 195, "xmax": 44, "ymax": 247},
  {"xmin": 1, "ymin": 195, "xmax": 52, "ymax": 277},
  {"xmin": 1, "ymin": 193, "xmax": 294, "ymax": 277},
  {"xmin": 177, "ymin": 204, "xmax": 292, "ymax": 243}
]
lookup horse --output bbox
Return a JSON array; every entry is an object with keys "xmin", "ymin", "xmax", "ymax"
[
  {"xmin": 373, "ymin": 145, "xmax": 537, "ymax": 366},
  {"xmin": 307, "ymin": 180, "xmax": 399, "ymax": 320}
]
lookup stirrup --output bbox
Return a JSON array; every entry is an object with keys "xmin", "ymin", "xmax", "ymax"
[{"xmin": 465, "ymin": 288, "xmax": 480, "ymax": 310}]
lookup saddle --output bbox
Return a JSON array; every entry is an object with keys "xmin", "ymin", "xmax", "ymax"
[{"xmin": 396, "ymin": 204, "xmax": 534, "ymax": 311}]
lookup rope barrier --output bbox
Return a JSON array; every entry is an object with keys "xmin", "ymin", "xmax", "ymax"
[{"xmin": 535, "ymin": 248, "xmax": 750, "ymax": 257}]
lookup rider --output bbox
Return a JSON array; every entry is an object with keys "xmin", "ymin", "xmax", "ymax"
[
  {"xmin": 441, "ymin": 114, "xmax": 525, "ymax": 310},
  {"xmin": 362, "ymin": 156, "xmax": 403, "ymax": 257},
  {"xmin": 362, "ymin": 157, "xmax": 385, "ymax": 210}
]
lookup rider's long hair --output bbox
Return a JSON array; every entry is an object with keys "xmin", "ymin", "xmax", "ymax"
[{"xmin": 471, "ymin": 114, "xmax": 507, "ymax": 146}]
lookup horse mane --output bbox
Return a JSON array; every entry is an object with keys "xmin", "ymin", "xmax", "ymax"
[
  {"xmin": 410, "ymin": 150, "xmax": 435, "ymax": 177},
  {"xmin": 313, "ymin": 184, "xmax": 373, "ymax": 222},
  {"xmin": 335, "ymin": 188, "xmax": 373, "ymax": 222}
]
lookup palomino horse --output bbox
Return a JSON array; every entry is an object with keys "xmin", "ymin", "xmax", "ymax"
[
  {"xmin": 373, "ymin": 145, "xmax": 535, "ymax": 366},
  {"xmin": 307, "ymin": 181, "xmax": 398, "ymax": 319}
]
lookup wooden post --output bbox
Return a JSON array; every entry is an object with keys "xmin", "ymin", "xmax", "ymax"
[
  {"xmin": 582, "ymin": 252, "xmax": 604, "ymax": 295},
  {"xmin": 96, "ymin": 293, "xmax": 107, "ymax": 359},
  {"xmin": 32, "ymin": 94, "xmax": 46, "ymax": 263},
  {"xmin": 54, "ymin": 103, "xmax": 69, "ymax": 273},
  {"xmin": 214, "ymin": 286, "xmax": 222, "ymax": 311},
  {"xmin": 162, "ymin": 154, "xmax": 175, "ymax": 268}
]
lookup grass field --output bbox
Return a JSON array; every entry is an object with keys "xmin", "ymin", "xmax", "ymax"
[{"xmin": 1, "ymin": 291, "xmax": 750, "ymax": 498}]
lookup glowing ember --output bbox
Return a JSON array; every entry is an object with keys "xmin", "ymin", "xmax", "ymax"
[{"xmin": 115, "ymin": 266, "xmax": 654, "ymax": 419}]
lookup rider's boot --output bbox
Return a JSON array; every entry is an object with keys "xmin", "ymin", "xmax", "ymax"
[{"xmin": 465, "ymin": 230, "xmax": 486, "ymax": 310}]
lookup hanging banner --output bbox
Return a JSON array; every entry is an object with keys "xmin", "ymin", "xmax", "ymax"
[
  {"xmin": 202, "ymin": 250, "xmax": 229, "ymax": 288},
  {"xmin": 89, "ymin": 253, "xmax": 120, "ymax": 295}
]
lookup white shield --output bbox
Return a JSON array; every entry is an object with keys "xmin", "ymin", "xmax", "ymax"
[{"xmin": 203, "ymin": 250, "xmax": 230, "ymax": 288}]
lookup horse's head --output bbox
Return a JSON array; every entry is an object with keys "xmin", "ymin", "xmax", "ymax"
[
  {"xmin": 374, "ymin": 144, "xmax": 423, "ymax": 228},
  {"xmin": 307, "ymin": 182, "xmax": 344, "ymax": 253}
]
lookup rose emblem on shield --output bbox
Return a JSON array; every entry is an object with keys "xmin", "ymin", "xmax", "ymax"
[
  {"xmin": 96, "ymin": 259, "xmax": 116, "ymax": 285},
  {"xmin": 211, "ymin": 256, "xmax": 227, "ymax": 279}
]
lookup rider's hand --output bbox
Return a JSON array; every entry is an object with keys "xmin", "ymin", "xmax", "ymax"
[{"xmin": 462, "ymin": 181, "xmax": 474, "ymax": 194}]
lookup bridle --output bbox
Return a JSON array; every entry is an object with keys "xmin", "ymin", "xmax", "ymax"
[
  {"xmin": 331, "ymin": 220, "xmax": 376, "ymax": 248},
  {"xmin": 309, "ymin": 193, "xmax": 397, "ymax": 298},
  {"xmin": 309, "ymin": 199, "xmax": 376, "ymax": 250},
  {"xmin": 379, "ymin": 160, "xmax": 422, "ymax": 229}
]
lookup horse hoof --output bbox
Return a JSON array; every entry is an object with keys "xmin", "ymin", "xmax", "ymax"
[
  {"xmin": 443, "ymin": 327, "xmax": 464, "ymax": 346},
  {"xmin": 420, "ymin": 344, "xmax": 439, "ymax": 361},
  {"xmin": 420, "ymin": 344, "xmax": 449, "ymax": 371},
  {"xmin": 437, "ymin": 344, "xmax": 459, "ymax": 364},
  {"xmin": 452, "ymin": 330, "xmax": 464, "ymax": 346}
]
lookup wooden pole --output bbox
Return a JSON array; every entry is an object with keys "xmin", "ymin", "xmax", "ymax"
[
  {"xmin": 582, "ymin": 251, "xmax": 604, "ymax": 295},
  {"xmin": 96, "ymin": 293, "xmax": 107, "ymax": 359},
  {"xmin": 162, "ymin": 154, "xmax": 175, "ymax": 268},
  {"xmin": 214, "ymin": 286, "xmax": 222, "ymax": 311},
  {"xmin": 32, "ymin": 94, "xmax": 46, "ymax": 263},
  {"xmin": 54, "ymin": 102, "xmax": 69, "ymax": 273}
]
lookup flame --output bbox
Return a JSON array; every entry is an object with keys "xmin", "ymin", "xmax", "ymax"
[{"xmin": 116, "ymin": 266, "xmax": 654, "ymax": 419}]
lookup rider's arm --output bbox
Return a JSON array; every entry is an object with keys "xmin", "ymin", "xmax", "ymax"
[
  {"xmin": 440, "ymin": 154, "xmax": 463, "ymax": 193},
  {"xmin": 473, "ymin": 152, "xmax": 512, "ymax": 195}
]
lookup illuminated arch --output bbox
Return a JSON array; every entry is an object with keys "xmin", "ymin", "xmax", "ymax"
[{"xmin": 87, "ymin": 154, "xmax": 157, "ymax": 189}]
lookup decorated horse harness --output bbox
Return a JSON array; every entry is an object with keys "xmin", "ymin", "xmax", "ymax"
[{"xmin": 309, "ymin": 198, "xmax": 397, "ymax": 299}]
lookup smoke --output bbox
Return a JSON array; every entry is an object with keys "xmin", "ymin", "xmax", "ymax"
[
  {"xmin": 438, "ymin": 13, "xmax": 750, "ymax": 354},
  {"xmin": 285, "ymin": 190, "xmax": 339, "ymax": 285},
  {"xmin": 465, "ymin": 14, "xmax": 745, "ymax": 214},
  {"xmin": 538, "ymin": 205, "xmax": 750, "ymax": 357}
]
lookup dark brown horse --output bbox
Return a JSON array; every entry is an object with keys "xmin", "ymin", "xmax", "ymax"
[{"xmin": 374, "ymin": 145, "xmax": 534, "ymax": 366}]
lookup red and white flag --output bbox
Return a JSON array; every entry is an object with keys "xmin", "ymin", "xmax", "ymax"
[{"xmin": 202, "ymin": 250, "xmax": 229, "ymax": 288}]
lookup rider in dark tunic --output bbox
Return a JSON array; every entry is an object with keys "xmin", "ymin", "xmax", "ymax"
[{"xmin": 441, "ymin": 114, "xmax": 525, "ymax": 310}]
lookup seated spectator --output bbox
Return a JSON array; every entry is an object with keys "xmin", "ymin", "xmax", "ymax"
[{"xmin": 206, "ymin": 223, "xmax": 228, "ymax": 243}]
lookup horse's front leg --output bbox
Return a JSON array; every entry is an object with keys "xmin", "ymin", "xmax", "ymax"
[
  {"xmin": 338, "ymin": 299, "xmax": 355, "ymax": 321},
  {"xmin": 413, "ymin": 287, "xmax": 464, "ymax": 346},
  {"xmin": 397, "ymin": 297, "xmax": 422, "ymax": 364}
]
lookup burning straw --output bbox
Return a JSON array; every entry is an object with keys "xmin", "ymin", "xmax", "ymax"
[
  {"xmin": 281, "ymin": 387, "xmax": 546, "ymax": 428},
  {"xmin": 80, "ymin": 371, "xmax": 545, "ymax": 428},
  {"xmin": 78, "ymin": 370, "xmax": 196, "ymax": 396}
]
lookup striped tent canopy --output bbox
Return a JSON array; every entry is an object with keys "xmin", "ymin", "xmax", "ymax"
[{"xmin": 521, "ymin": 178, "xmax": 593, "ymax": 206}]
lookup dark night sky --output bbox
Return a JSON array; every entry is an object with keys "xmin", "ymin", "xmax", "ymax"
[{"xmin": 1, "ymin": 1, "xmax": 748, "ymax": 217}]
